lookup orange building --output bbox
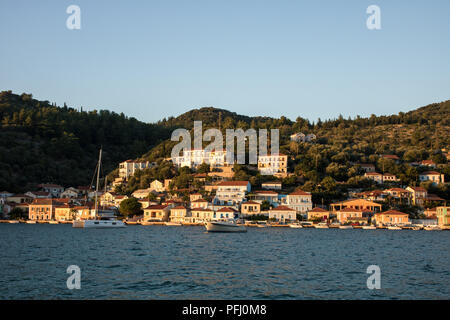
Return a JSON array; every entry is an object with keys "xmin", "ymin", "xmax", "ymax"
[
  {"xmin": 374, "ymin": 210, "xmax": 409, "ymax": 225},
  {"xmin": 330, "ymin": 199, "xmax": 382, "ymax": 212}
]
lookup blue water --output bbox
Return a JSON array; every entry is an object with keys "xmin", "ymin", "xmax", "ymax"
[{"xmin": 0, "ymin": 224, "xmax": 449, "ymax": 299}]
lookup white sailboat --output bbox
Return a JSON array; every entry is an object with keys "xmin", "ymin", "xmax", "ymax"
[{"xmin": 73, "ymin": 148, "xmax": 125, "ymax": 229}]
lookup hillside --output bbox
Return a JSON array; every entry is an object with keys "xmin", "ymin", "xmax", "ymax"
[
  {"xmin": 1, "ymin": 90, "xmax": 449, "ymax": 199},
  {"xmin": 0, "ymin": 91, "xmax": 171, "ymax": 192}
]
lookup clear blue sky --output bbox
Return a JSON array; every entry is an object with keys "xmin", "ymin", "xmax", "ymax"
[{"xmin": 1, "ymin": 0, "xmax": 449, "ymax": 123}]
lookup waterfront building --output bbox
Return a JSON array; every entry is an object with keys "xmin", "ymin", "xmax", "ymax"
[
  {"xmin": 374, "ymin": 210, "xmax": 409, "ymax": 225},
  {"xmin": 268, "ymin": 205, "xmax": 296, "ymax": 222},
  {"xmin": 190, "ymin": 208, "xmax": 214, "ymax": 223},
  {"xmin": 241, "ymin": 201, "xmax": 261, "ymax": 215},
  {"xmin": 190, "ymin": 198, "xmax": 209, "ymax": 209},
  {"xmin": 29, "ymin": 198, "xmax": 66, "ymax": 220},
  {"xmin": 286, "ymin": 190, "xmax": 312, "ymax": 213},
  {"xmin": 335, "ymin": 208, "xmax": 367, "ymax": 224},
  {"xmin": 436, "ymin": 207, "xmax": 450, "ymax": 227},
  {"xmin": 307, "ymin": 207, "xmax": 330, "ymax": 221},
  {"xmin": 169, "ymin": 206, "xmax": 188, "ymax": 223},
  {"xmin": 330, "ymin": 199, "xmax": 382, "ymax": 213},
  {"xmin": 143, "ymin": 204, "xmax": 170, "ymax": 222}
]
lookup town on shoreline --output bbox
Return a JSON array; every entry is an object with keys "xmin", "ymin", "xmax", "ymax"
[{"xmin": 1, "ymin": 145, "xmax": 449, "ymax": 230}]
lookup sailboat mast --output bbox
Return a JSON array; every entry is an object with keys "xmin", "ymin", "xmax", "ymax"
[{"xmin": 94, "ymin": 148, "xmax": 102, "ymax": 218}]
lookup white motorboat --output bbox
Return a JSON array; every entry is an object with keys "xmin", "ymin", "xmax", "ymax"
[
  {"xmin": 73, "ymin": 218, "xmax": 125, "ymax": 228},
  {"xmin": 8, "ymin": 220, "xmax": 19, "ymax": 224},
  {"xmin": 387, "ymin": 226, "xmax": 402, "ymax": 230},
  {"xmin": 165, "ymin": 222, "xmax": 182, "ymax": 226},
  {"xmin": 25, "ymin": 220, "xmax": 36, "ymax": 224},
  {"xmin": 314, "ymin": 223, "xmax": 329, "ymax": 229},
  {"xmin": 205, "ymin": 220, "xmax": 247, "ymax": 233},
  {"xmin": 424, "ymin": 226, "xmax": 441, "ymax": 231},
  {"xmin": 362, "ymin": 226, "xmax": 376, "ymax": 230},
  {"xmin": 339, "ymin": 225, "xmax": 353, "ymax": 229},
  {"xmin": 289, "ymin": 223, "xmax": 303, "ymax": 229}
]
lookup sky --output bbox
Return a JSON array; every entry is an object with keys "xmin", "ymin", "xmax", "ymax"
[{"xmin": 1, "ymin": 0, "xmax": 449, "ymax": 124}]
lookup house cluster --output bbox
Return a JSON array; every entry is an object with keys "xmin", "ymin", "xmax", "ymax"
[{"xmin": 0, "ymin": 184, "xmax": 96, "ymax": 221}]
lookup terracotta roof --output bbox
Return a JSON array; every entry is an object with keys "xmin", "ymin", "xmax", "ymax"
[
  {"xmin": 218, "ymin": 181, "xmax": 250, "ymax": 187},
  {"xmin": 192, "ymin": 198, "xmax": 208, "ymax": 203},
  {"xmin": 191, "ymin": 208, "xmax": 213, "ymax": 212},
  {"xmin": 145, "ymin": 205, "xmax": 169, "ymax": 210},
  {"xmin": 421, "ymin": 171, "xmax": 441, "ymax": 175},
  {"xmin": 171, "ymin": 206, "xmax": 186, "ymax": 210},
  {"xmin": 271, "ymin": 205, "xmax": 296, "ymax": 211},
  {"xmin": 309, "ymin": 207, "xmax": 328, "ymax": 212},
  {"xmin": 242, "ymin": 201, "xmax": 260, "ymax": 205},
  {"xmin": 338, "ymin": 208, "xmax": 363, "ymax": 213},
  {"xmin": 408, "ymin": 186, "xmax": 427, "ymax": 192},
  {"xmin": 217, "ymin": 207, "xmax": 236, "ymax": 212},
  {"xmin": 289, "ymin": 189, "xmax": 311, "ymax": 196},
  {"xmin": 253, "ymin": 190, "xmax": 278, "ymax": 195},
  {"xmin": 375, "ymin": 210, "xmax": 408, "ymax": 216},
  {"xmin": 382, "ymin": 155, "xmax": 400, "ymax": 160}
]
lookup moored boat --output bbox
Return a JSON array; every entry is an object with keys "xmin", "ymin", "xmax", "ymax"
[
  {"xmin": 339, "ymin": 225, "xmax": 353, "ymax": 229},
  {"xmin": 25, "ymin": 220, "xmax": 36, "ymax": 224},
  {"xmin": 314, "ymin": 223, "xmax": 329, "ymax": 229},
  {"xmin": 165, "ymin": 222, "xmax": 182, "ymax": 226},
  {"xmin": 387, "ymin": 226, "xmax": 402, "ymax": 230},
  {"xmin": 289, "ymin": 223, "xmax": 303, "ymax": 229},
  {"xmin": 8, "ymin": 220, "xmax": 19, "ymax": 224},
  {"xmin": 424, "ymin": 226, "xmax": 441, "ymax": 231},
  {"xmin": 205, "ymin": 220, "xmax": 247, "ymax": 233},
  {"xmin": 48, "ymin": 220, "xmax": 59, "ymax": 224},
  {"xmin": 362, "ymin": 226, "xmax": 376, "ymax": 230}
]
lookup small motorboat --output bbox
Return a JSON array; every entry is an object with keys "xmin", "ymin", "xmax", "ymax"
[
  {"xmin": 8, "ymin": 220, "xmax": 19, "ymax": 224},
  {"xmin": 165, "ymin": 222, "xmax": 182, "ymax": 226},
  {"xmin": 387, "ymin": 226, "xmax": 402, "ymax": 230},
  {"xmin": 73, "ymin": 218, "xmax": 125, "ymax": 228},
  {"xmin": 424, "ymin": 226, "xmax": 441, "ymax": 231},
  {"xmin": 362, "ymin": 226, "xmax": 376, "ymax": 230},
  {"xmin": 289, "ymin": 223, "xmax": 303, "ymax": 229},
  {"xmin": 314, "ymin": 223, "xmax": 329, "ymax": 229},
  {"xmin": 205, "ymin": 220, "xmax": 247, "ymax": 233},
  {"xmin": 339, "ymin": 225, "xmax": 353, "ymax": 229},
  {"xmin": 25, "ymin": 220, "xmax": 36, "ymax": 224}
]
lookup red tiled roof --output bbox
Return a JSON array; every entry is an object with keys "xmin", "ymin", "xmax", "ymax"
[
  {"xmin": 171, "ymin": 206, "xmax": 186, "ymax": 210},
  {"xmin": 192, "ymin": 198, "xmax": 208, "ymax": 203},
  {"xmin": 217, "ymin": 207, "xmax": 236, "ymax": 212},
  {"xmin": 218, "ymin": 181, "xmax": 250, "ymax": 187},
  {"xmin": 145, "ymin": 205, "xmax": 169, "ymax": 210},
  {"xmin": 421, "ymin": 171, "xmax": 440, "ymax": 175},
  {"xmin": 191, "ymin": 208, "xmax": 214, "ymax": 212},
  {"xmin": 271, "ymin": 205, "xmax": 296, "ymax": 211},
  {"xmin": 253, "ymin": 190, "xmax": 278, "ymax": 195},
  {"xmin": 375, "ymin": 210, "xmax": 408, "ymax": 216},
  {"xmin": 242, "ymin": 201, "xmax": 260, "ymax": 205},
  {"xmin": 309, "ymin": 207, "xmax": 327, "ymax": 212},
  {"xmin": 289, "ymin": 189, "xmax": 311, "ymax": 196}
]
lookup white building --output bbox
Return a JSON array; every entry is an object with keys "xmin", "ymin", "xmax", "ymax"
[
  {"xmin": 258, "ymin": 154, "xmax": 288, "ymax": 177},
  {"xmin": 419, "ymin": 171, "xmax": 445, "ymax": 185},
  {"xmin": 37, "ymin": 184, "xmax": 64, "ymax": 198},
  {"xmin": 171, "ymin": 149, "xmax": 229, "ymax": 169},
  {"xmin": 119, "ymin": 160, "xmax": 156, "ymax": 180},
  {"xmin": 214, "ymin": 181, "xmax": 251, "ymax": 205},
  {"xmin": 269, "ymin": 205, "xmax": 297, "ymax": 222},
  {"xmin": 286, "ymin": 190, "xmax": 312, "ymax": 213}
]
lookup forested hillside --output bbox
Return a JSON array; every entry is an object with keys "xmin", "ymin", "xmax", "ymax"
[
  {"xmin": 1, "ymin": 90, "xmax": 449, "ymax": 201},
  {"xmin": 0, "ymin": 91, "xmax": 171, "ymax": 192}
]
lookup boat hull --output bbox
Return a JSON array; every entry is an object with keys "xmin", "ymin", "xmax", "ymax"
[
  {"xmin": 205, "ymin": 221, "xmax": 247, "ymax": 233},
  {"xmin": 72, "ymin": 220, "xmax": 125, "ymax": 228}
]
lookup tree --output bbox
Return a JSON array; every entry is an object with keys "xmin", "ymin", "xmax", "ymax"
[
  {"xmin": 9, "ymin": 208, "xmax": 24, "ymax": 219},
  {"xmin": 119, "ymin": 198, "xmax": 143, "ymax": 218}
]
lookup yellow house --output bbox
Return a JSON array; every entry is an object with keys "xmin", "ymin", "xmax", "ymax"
[
  {"xmin": 189, "ymin": 193, "xmax": 203, "ymax": 202},
  {"xmin": 241, "ymin": 201, "xmax": 261, "ymax": 215},
  {"xmin": 436, "ymin": 207, "xmax": 450, "ymax": 227},
  {"xmin": 335, "ymin": 208, "xmax": 367, "ymax": 224},
  {"xmin": 150, "ymin": 180, "xmax": 165, "ymax": 192},
  {"xmin": 374, "ymin": 210, "xmax": 409, "ymax": 226},
  {"xmin": 258, "ymin": 154, "xmax": 288, "ymax": 177},
  {"xmin": 169, "ymin": 206, "xmax": 188, "ymax": 223},
  {"xmin": 190, "ymin": 208, "xmax": 214, "ymax": 222},
  {"xmin": 143, "ymin": 204, "xmax": 170, "ymax": 222},
  {"xmin": 54, "ymin": 204, "xmax": 73, "ymax": 221},
  {"xmin": 307, "ymin": 207, "xmax": 330, "ymax": 221}
]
